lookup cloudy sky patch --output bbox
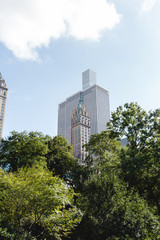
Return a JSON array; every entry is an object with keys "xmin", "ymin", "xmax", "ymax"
[
  {"xmin": 0, "ymin": 0, "xmax": 121, "ymax": 60},
  {"xmin": 141, "ymin": 0, "xmax": 160, "ymax": 12},
  {"xmin": 1, "ymin": 0, "xmax": 160, "ymax": 138}
]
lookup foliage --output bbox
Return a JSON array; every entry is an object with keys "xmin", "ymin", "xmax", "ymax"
[
  {"xmin": 107, "ymin": 103, "xmax": 160, "ymax": 213},
  {"xmin": 0, "ymin": 132, "xmax": 77, "ymax": 181},
  {"xmin": 79, "ymin": 176, "xmax": 160, "ymax": 240},
  {"xmin": 84, "ymin": 130, "xmax": 122, "ymax": 173},
  {"xmin": 69, "ymin": 116, "xmax": 160, "ymax": 239},
  {"xmin": 70, "ymin": 153, "xmax": 160, "ymax": 239},
  {"xmin": 0, "ymin": 165, "xmax": 82, "ymax": 240},
  {"xmin": 1, "ymin": 103, "xmax": 160, "ymax": 239},
  {"xmin": 68, "ymin": 131, "xmax": 122, "ymax": 194},
  {"xmin": 46, "ymin": 135, "xmax": 78, "ymax": 180},
  {"xmin": 0, "ymin": 131, "xmax": 49, "ymax": 171}
]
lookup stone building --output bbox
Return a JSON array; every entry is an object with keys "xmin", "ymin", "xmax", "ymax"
[
  {"xmin": 71, "ymin": 94, "xmax": 91, "ymax": 163},
  {"xmin": 0, "ymin": 73, "xmax": 8, "ymax": 139}
]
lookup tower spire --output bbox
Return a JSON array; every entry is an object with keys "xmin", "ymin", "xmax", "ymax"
[{"xmin": 78, "ymin": 92, "xmax": 83, "ymax": 113}]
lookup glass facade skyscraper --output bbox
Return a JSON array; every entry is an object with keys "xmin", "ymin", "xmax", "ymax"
[{"xmin": 58, "ymin": 69, "xmax": 110, "ymax": 159}]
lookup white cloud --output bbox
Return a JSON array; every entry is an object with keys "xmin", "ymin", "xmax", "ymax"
[
  {"xmin": 0, "ymin": 0, "xmax": 121, "ymax": 60},
  {"xmin": 141, "ymin": 0, "xmax": 160, "ymax": 12}
]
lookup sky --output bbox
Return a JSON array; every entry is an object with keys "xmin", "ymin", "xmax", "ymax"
[{"xmin": 0, "ymin": 0, "xmax": 160, "ymax": 138}]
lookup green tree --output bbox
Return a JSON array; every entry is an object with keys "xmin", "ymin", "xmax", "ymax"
[
  {"xmin": 46, "ymin": 135, "xmax": 77, "ymax": 180},
  {"xmin": 70, "ymin": 125, "xmax": 160, "ymax": 240},
  {"xmin": 70, "ymin": 150, "xmax": 160, "ymax": 240},
  {"xmin": 107, "ymin": 102, "xmax": 149, "ymax": 152},
  {"xmin": 108, "ymin": 103, "xmax": 160, "ymax": 213},
  {"xmin": 85, "ymin": 130, "xmax": 122, "ymax": 171},
  {"xmin": 65, "ymin": 131, "xmax": 121, "ymax": 194},
  {"xmin": 0, "ymin": 164, "xmax": 82, "ymax": 239},
  {"xmin": 0, "ymin": 131, "xmax": 49, "ymax": 171}
]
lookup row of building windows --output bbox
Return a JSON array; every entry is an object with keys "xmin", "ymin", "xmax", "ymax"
[
  {"xmin": 72, "ymin": 131, "xmax": 90, "ymax": 138},
  {"xmin": 72, "ymin": 119, "xmax": 90, "ymax": 126},
  {"xmin": 72, "ymin": 109, "xmax": 88, "ymax": 117},
  {"xmin": 72, "ymin": 132, "xmax": 89, "ymax": 140},
  {"xmin": 72, "ymin": 138, "xmax": 88, "ymax": 145}
]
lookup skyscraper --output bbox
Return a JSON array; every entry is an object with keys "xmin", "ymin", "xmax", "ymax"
[
  {"xmin": 58, "ymin": 69, "xmax": 110, "ymax": 159},
  {"xmin": 82, "ymin": 69, "xmax": 96, "ymax": 90},
  {"xmin": 0, "ymin": 73, "xmax": 8, "ymax": 139},
  {"xmin": 71, "ymin": 94, "xmax": 91, "ymax": 163}
]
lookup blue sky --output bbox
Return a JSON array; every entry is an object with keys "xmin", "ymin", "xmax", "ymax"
[{"xmin": 0, "ymin": 0, "xmax": 160, "ymax": 138}]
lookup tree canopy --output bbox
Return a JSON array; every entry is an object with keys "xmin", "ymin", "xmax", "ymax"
[
  {"xmin": 46, "ymin": 135, "xmax": 78, "ymax": 180},
  {"xmin": 0, "ymin": 131, "xmax": 49, "ymax": 171},
  {"xmin": 69, "ymin": 116, "xmax": 160, "ymax": 239},
  {"xmin": 1, "ymin": 102, "xmax": 160, "ymax": 239},
  {"xmin": 107, "ymin": 103, "xmax": 160, "ymax": 213},
  {"xmin": 0, "ymin": 164, "xmax": 82, "ymax": 239}
]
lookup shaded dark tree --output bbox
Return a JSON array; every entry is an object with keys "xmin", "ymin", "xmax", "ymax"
[
  {"xmin": 46, "ymin": 135, "xmax": 80, "ymax": 181},
  {"xmin": 107, "ymin": 103, "xmax": 160, "ymax": 213},
  {"xmin": 69, "ymin": 125, "xmax": 160, "ymax": 240}
]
